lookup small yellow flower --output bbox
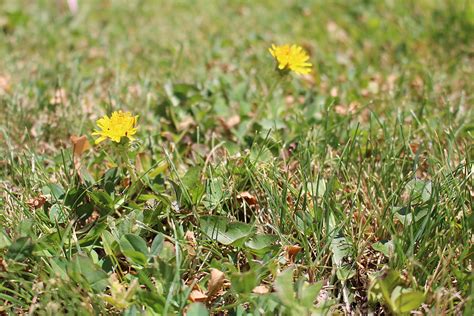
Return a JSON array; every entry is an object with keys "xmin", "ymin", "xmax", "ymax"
[
  {"xmin": 92, "ymin": 111, "xmax": 138, "ymax": 144},
  {"xmin": 269, "ymin": 44, "xmax": 312, "ymax": 75}
]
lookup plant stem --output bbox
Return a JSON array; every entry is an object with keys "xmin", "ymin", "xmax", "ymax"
[
  {"xmin": 246, "ymin": 73, "xmax": 285, "ymax": 134},
  {"xmin": 118, "ymin": 145, "xmax": 138, "ymax": 183}
]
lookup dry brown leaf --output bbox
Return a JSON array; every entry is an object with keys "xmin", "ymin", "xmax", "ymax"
[
  {"xmin": 317, "ymin": 288, "xmax": 330, "ymax": 304},
  {"xmin": 177, "ymin": 116, "xmax": 195, "ymax": 131},
  {"xmin": 0, "ymin": 256, "xmax": 7, "ymax": 272},
  {"xmin": 409, "ymin": 142, "xmax": 420, "ymax": 154},
  {"xmin": 164, "ymin": 241, "xmax": 176, "ymax": 253},
  {"xmin": 218, "ymin": 115, "xmax": 240, "ymax": 130},
  {"xmin": 252, "ymin": 285, "xmax": 270, "ymax": 294},
  {"xmin": 27, "ymin": 196, "xmax": 47, "ymax": 209},
  {"xmin": 189, "ymin": 289, "xmax": 208, "ymax": 303},
  {"xmin": 237, "ymin": 191, "xmax": 258, "ymax": 206},
  {"xmin": 70, "ymin": 135, "xmax": 90, "ymax": 177},
  {"xmin": 285, "ymin": 245, "xmax": 302, "ymax": 262},
  {"xmin": 185, "ymin": 245, "xmax": 197, "ymax": 257},
  {"xmin": 302, "ymin": 7, "xmax": 312, "ymax": 17},
  {"xmin": 206, "ymin": 60, "xmax": 236, "ymax": 73},
  {"xmin": 134, "ymin": 152, "xmax": 146, "ymax": 172},
  {"xmin": 85, "ymin": 211, "xmax": 100, "ymax": 225},
  {"xmin": 335, "ymin": 102, "xmax": 357, "ymax": 116},
  {"xmin": 302, "ymin": 73, "xmax": 316, "ymax": 86},
  {"xmin": 327, "ymin": 21, "xmax": 349, "ymax": 42},
  {"xmin": 81, "ymin": 95, "xmax": 94, "ymax": 114},
  {"xmin": 334, "ymin": 105, "xmax": 348, "ymax": 115},
  {"xmin": 89, "ymin": 47, "xmax": 105, "ymax": 59},
  {"xmin": 70, "ymin": 135, "xmax": 90, "ymax": 157},
  {"xmin": 368, "ymin": 80, "xmax": 379, "ymax": 94},
  {"xmin": 128, "ymin": 84, "xmax": 142, "ymax": 97},
  {"xmin": 285, "ymin": 95, "xmax": 295, "ymax": 106},
  {"xmin": 185, "ymin": 231, "xmax": 196, "ymax": 246},
  {"xmin": 121, "ymin": 177, "xmax": 131, "ymax": 188},
  {"xmin": 161, "ymin": 131, "xmax": 174, "ymax": 141},
  {"xmin": 50, "ymin": 88, "xmax": 67, "ymax": 105},
  {"xmin": 411, "ymin": 75, "xmax": 424, "ymax": 91},
  {"xmin": 288, "ymin": 142, "xmax": 298, "ymax": 155},
  {"xmin": 0, "ymin": 75, "xmax": 11, "ymax": 94},
  {"xmin": 207, "ymin": 268, "xmax": 225, "ymax": 297},
  {"xmin": 386, "ymin": 74, "xmax": 398, "ymax": 91},
  {"xmin": 185, "ymin": 231, "xmax": 197, "ymax": 257}
]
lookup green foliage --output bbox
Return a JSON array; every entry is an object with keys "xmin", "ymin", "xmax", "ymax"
[
  {"xmin": 274, "ymin": 268, "xmax": 330, "ymax": 315},
  {"xmin": 369, "ymin": 270, "xmax": 425, "ymax": 315},
  {"xmin": 200, "ymin": 216, "xmax": 255, "ymax": 246}
]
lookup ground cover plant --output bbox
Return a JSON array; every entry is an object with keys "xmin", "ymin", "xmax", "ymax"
[{"xmin": 0, "ymin": 0, "xmax": 473, "ymax": 315}]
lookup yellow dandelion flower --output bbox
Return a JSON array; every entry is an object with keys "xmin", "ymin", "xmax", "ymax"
[
  {"xmin": 269, "ymin": 44, "xmax": 312, "ymax": 75},
  {"xmin": 92, "ymin": 111, "xmax": 138, "ymax": 144}
]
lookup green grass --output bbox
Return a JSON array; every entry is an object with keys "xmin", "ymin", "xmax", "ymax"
[{"xmin": 0, "ymin": 0, "xmax": 473, "ymax": 315}]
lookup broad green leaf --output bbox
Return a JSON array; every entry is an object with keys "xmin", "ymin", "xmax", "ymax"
[
  {"xmin": 299, "ymin": 281, "xmax": 322, "ymax": 308},
  {"xmin": 330, "ymin": 236, "xmax": 351, "ymax": 266},
  {"xmin": 49, "ymin": 257, "xmax": 69, "ymax": 280},
  {"xmin": 182, "ymin": 166, "xmax": 205, "ymax": 205},
  {"xmin": 200, "ymin": 216, "xmax": 254, "ymax": 246},
  {"xmin": 186, "ymin": 303, "xmax": 209, "ymax": 316},
  {"xmin": 89, "ymin": 191, "xmax": 114, "ymax": 215},
  {"xmin": 120, "ymin": 234, "xmax": 149, "ymax": 256},
  {"xmin": 79, "ymin": 166, "xmax": 95, "ymax": 185},
  {"xmin": 223, "ymin": 141, "xmax": 240, "ymax": 156},
  {"xmin": 42, "ymin": 183, "xmax": 65, "ymax": 201},
  {"xmin": 75, "ymin": 203, "xmax": 94, "ymax": 220},
  {"xmin": 67, "ymin": 254, "xmax": 108, "ymax": 292},
  {"xmin": 394, "ymin": 289, "xmax": 425, "ymax": 313},
  {"xmin": 122, "ymin": 250, "xmax": 148, "ymax": 266},
  {"xmin": 0, "ymin": 230, "xmax": 11, "ymax": 249},
  {"xmin": 101, "ymin": 230, "xmax": 117, "ymax": 256},
  {"xmin": 259, "ymin": 118, "xmax": 286, "ymax": 130},
  {"xmin": 64, "ymin": 187, "xmax": 86, "ymax": 207},
  {"xmin": 244, "ymin": 234, "xmax": 278, "ymax": 254},
  {"xmin": 378, "ymin": 270, "xmax": 401, "ymax": 294},
  {"xmin": 49, "ymin": 204, "xmax": 67, "ymax": 223},
  {"xmin": 393, "ymin": 206, "xmax": 428, "ymax": 226},
  {"xmin": 79, "ymin": 222, "xmax": 107, "ymax": 245},
  {"xmin": 369, "ymin": 270, "xmax": 401, "ymax": 304},
  {"xmin": 372, "ymin": 240, "xmax": 394, "ymax": 257},
  {"xmin": 18, "ymin": 219, "xmax": 34, "ymax": 237},
  {"xmin": 148, "ymin": 160, "xmax": 168, "ymax": 178},
  {"xmin": 35, "ymin": 232, "xmax": 61, "ymax": 255},
  {"xmin": 150, "ymin": 233, "xmax": 164, "ymax": 257},
  {"xmin": 103, "ymin": 168, "xmax": 118, "ymax": 193},
  {"xmin": 6, "ymin": 237, "xmax": 34, "ymax": 261},
  {"xmin": 404, "ymin": 179, "xmax": 432, "ymax": 204},
  {"xmin": 274, "ymin": 268, "xmax": 295, "ymax": 306},
  {"xmin": 120, "ymin": 234, "xmax": 149, "ymax": 266},
  {"xmin": 336, "ymin": 266, "xmax": 356, "ymax": 281},
  {"xmin": 204, "ymin": 177, "xmax": 224, "ymax": 210},
  {"xmin": 307, "ymin": 179, "xmax": 326, "ymax": 198},
  {"xmin": 250, "ymin": 146, "xmax": 273, "ymax": 164},
  {"xmin": 230, "ymin": 270, "xmax": 258, "ymax": 294}
]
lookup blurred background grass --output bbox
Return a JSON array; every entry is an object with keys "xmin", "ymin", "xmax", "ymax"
[
  {"xmin": 1, "ymin": 1, "xmax": 472, "ymax": 142},
  {"xmin": 1, "ymin": 1, "xmax": 472, "ymax": 149}
]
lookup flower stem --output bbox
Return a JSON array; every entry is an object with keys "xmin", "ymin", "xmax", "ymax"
[
  {"xmin": 246, "ymin": 74, "xmax": 285, "ymax": 134},
  {"xmin": 118, "ymin": 145, "xmax": 138, "ymax": 183}
]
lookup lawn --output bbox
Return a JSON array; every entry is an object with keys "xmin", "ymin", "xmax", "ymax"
[{"xmin": 0, "ymin": 0, "xmax": 473, "ymax": 315}]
